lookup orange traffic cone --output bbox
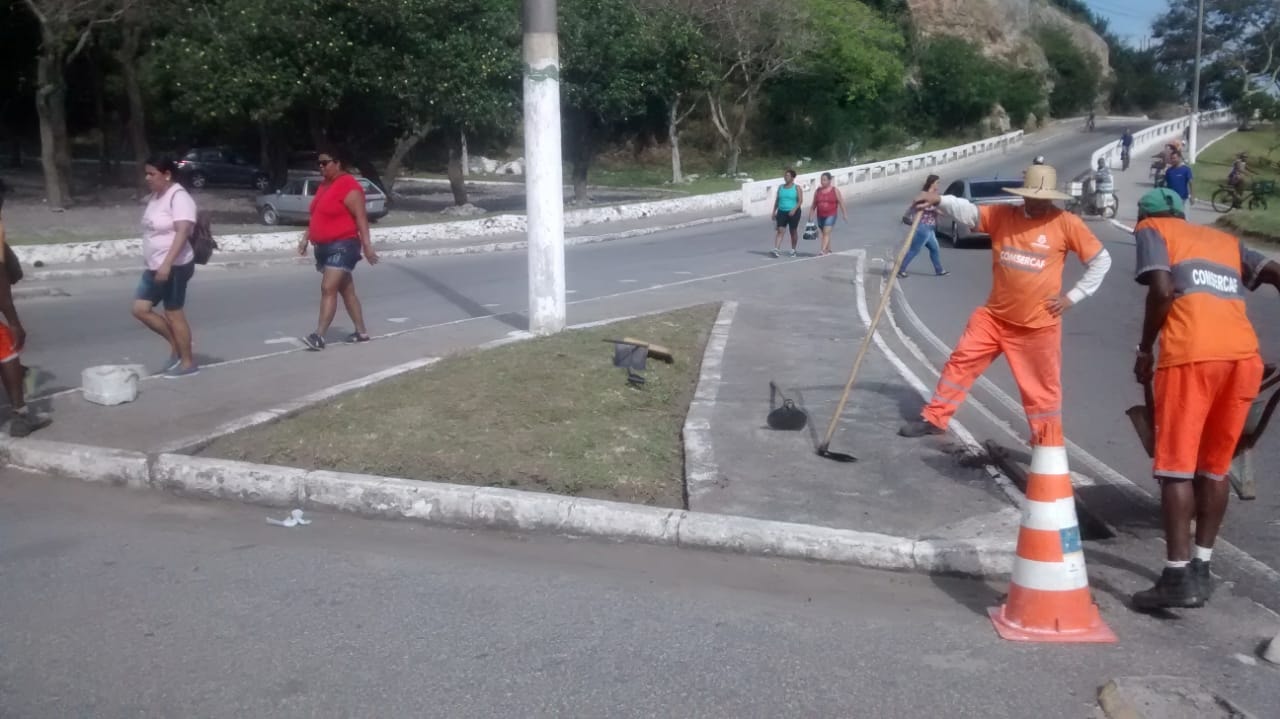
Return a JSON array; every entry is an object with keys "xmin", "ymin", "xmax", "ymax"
[{"xmin": 989, "ymin": 445, "xmax": 1117, "ymax": 643}]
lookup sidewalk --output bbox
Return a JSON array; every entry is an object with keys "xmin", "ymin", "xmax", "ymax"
[
  {"xmin": 20, "ymin": 207, "xmax": 743, "ymax": 282},
  {"xmin": 1110, "ymin": 124, "xmax": 1235, "ymax": 229},
  {"xmin": 691, "ymin": 253, "xmax": 1019, "ymax": 540}
]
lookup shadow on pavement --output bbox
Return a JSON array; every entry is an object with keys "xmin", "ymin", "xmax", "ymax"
[
  {"xmin": 929, "ymin": 569, "xmax": 1006, "ymax": 619},
  {"xmin": 387, "ymin": 264, "xmax": 528, "ymax": 332}
]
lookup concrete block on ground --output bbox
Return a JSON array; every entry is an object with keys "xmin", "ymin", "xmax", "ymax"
[
  {"xmin": 0, "ymin": 437, "xmax": 149, "ymax": 488},
  {"xmin": 151, "ymin": 454, "xmax": 305, "ymax": 507}
]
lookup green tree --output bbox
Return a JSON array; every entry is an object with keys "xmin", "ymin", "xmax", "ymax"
[
  {"xmin": 359, "ymin": 0, "xmax": 520, "ymax": 202},
  {"xmin": 560, "ymin": 0, "xmax": 681, "ymax": 201},
  {"xmin": 914, "ymin": 37, "xmax": 1002, "ymax": 134},
  {"xmin": 1039, "ymin": 27, "xmax": 1102, "ymax": 116},
  {"xmin": 22, "ymin": 0, "xmax": 134, "ymax": 207},
  {"xmin": 760, "ymin": 0, "xmax": 907, "ymax": 162},
  {"xmin": 1109, "ymin": 45, "xmax": 1173, "ymax": 114}
]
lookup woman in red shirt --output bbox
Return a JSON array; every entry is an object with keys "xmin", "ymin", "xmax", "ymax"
[
  {"xmin": 807, "ymin": 172, "xmax": 848, "ymax": 255},
  {"xmin": 296, "ymin": 148, "xmax": 380, "ymax": 350}
]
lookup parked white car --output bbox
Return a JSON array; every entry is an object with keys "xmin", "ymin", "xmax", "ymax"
[{"xmin": 256, "ymin": 175, "xmax": 388, "ymax": 226}]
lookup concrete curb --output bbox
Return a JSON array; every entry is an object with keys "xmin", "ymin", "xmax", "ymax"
[
  {"xmin": 682, "ymin": 301, "xmax": 737, "ymax": 504},
  {"xmin": 0, "ymin": 436, "xmax": 1015, "ymax": 576},
  {"xmin": 24, "ymin": 213, "xmax": 749, "ymax": 282}
]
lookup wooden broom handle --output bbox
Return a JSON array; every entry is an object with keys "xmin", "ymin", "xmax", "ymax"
[{"xmin": 821, "ymin": 210, "xmax": 924, "ymax": 448}]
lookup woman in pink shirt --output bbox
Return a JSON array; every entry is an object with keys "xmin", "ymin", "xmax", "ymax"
[{"xmin": 133, "ymin": 156, "xmax": 199, "ymax": 378}]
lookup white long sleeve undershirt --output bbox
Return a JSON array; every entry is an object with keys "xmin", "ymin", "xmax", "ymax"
[{"xmin": 934, "ymin": 195, "xmax": 1111, "ymax": 305}]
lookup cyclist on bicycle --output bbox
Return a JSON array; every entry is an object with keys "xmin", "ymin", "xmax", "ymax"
[
  {"xmin": 1087, "ymin": 111, "xmax": 1096, "ymax": 132},
  {"xmin": 1228, "ymin": 153, "xmax": 1250, "ymax": 191}
]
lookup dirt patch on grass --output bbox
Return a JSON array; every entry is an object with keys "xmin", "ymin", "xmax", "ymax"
[{"xmin": 202, "ymin": 305, "xmax": 720, "ymax": 507}]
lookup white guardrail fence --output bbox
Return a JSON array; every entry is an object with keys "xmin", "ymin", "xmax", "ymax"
[
  {"xmin": 739, "ymin": 130, "xmax": 1025, "ymax": 216},
  {"xmin": 1090, "ymin": 109, "xmax": 1234, "ymax": 171}
]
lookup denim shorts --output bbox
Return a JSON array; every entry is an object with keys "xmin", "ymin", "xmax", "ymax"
[
  {"xmin": 816, "ymin": 215, "xmax": 838, "ymax": 228},
  {"xmin": 135, "ymin": 262, "xmax": 195, "ymax": 311},
  {"xmin": 313, "ymin": 238, "xmax": 362, "ymax": 273}
]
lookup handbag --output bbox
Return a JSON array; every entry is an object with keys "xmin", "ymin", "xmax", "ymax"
[
  {"xmin": 901, "ymin": 206, "xmax": 915, "ymax": 226},
  {"xmin": 802, "ymin": 221, "xmax": 819, "ymax": 241}
]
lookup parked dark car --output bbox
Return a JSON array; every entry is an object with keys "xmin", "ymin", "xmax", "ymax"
[
  {"xmin": 256, "ymin": 174, "xmax": 388, "ymax": 226},
  {"xmin": 933, "ymin": 177, "xmax": 1025, "ymax": 248},
  {"xmin": 176, "ymin": 148, "xmax": 271, "ymax": 191}
]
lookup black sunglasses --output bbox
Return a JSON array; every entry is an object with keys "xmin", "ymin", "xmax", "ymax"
[{"xmin": 318, "ymin": 159, "xmax": 334, "ymax": 167}]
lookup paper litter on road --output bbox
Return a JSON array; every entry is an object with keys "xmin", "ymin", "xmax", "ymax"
[{"xmin": 266, "ymin": 509, "xmax": 312, "ymax": 528}]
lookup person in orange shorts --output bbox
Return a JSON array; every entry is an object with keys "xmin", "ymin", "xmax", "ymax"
[
  {"xmin": 0, "ymin": 180, "xmax": 51, "ymax": 437},
  {"xmin": 899, "ymin": 164, "xmax": 1112, "ymax": 447},
  {"xmin": 1131, "ymin": 187, "xmax": 1276, "ymax": 610}
]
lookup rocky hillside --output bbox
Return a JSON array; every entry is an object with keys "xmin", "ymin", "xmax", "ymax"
[{"xmin": 907, "ymin": 0, "xmax": 1112, "ymax": 85}]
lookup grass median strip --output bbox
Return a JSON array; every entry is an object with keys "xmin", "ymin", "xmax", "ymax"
[
  {"xmin": 201, "ymin": 304, "xmax": 720, "ymax": 507},
  {"xmin": 1191, "ymin": 126, "xmax": 1280, "ymax": 240}
]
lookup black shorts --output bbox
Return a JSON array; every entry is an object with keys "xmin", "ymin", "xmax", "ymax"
[
  {"xmin": 135, "ymin": 263, "xmax": 195, "ymax": 311},
  {"xmin": 775, "ymin": 210, "xmax": 801, "ymax": 230}
]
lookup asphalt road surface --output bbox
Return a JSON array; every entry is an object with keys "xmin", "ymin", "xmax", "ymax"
[
  {"xmin": 2, "ymin": 471, "xmax": 1275, "ymax": 718},
  {"xmin": 31, "ymin": 121, "xmax": 1280, "ymax": 584}
]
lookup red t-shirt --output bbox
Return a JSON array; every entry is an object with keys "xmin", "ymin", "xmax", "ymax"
[{"xmin": 308, "ymin": 174, "xmax": 363, "ymax": 244}]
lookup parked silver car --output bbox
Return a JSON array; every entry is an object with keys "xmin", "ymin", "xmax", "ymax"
[
  {"xmin": 934, "ymin": 177, "xmax": 1024, "ymax": 248},
  {"xmin": 256, "ymin": 175, "xmax": 388, "ymax": 226}
]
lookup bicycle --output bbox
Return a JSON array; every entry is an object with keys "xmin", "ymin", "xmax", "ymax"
[{"xmin": 1211, "ymin": 180, "xmax": 1275, "ymax": 213}]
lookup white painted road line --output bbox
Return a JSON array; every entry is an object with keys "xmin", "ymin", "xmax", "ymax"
[
  {"xmin": 387, "ymin": 317, "xmax": 409, "ymax": 323},
  {"xmin": 264, "ymin": 337, "xmax": 304, "ymax": 347},
  {"xmin": 852, "ymin": 251, "xmax": 1023, "ymax": 508}
]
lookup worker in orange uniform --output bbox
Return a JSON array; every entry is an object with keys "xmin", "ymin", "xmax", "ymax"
[
  {"xmin": 1131, "ymin": 187, "xmax": 1278, "ymax": 610},
  {"xmin": 899, "ymin": 164, "xmax": 1113, "ymax": 446}
]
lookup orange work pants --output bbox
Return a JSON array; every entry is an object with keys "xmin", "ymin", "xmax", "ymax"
[{"xmin": 922, "ymin": 307, "xmax": 1064, "ymax": 446}]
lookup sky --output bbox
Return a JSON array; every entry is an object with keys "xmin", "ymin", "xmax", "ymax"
[{"xmin": 1085, "ymin": 0, "xmax": 1167, "ymax": 48}]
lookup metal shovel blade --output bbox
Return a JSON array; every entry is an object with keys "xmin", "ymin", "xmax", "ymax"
[
  {"xmin": 1126, "ymin": 404, "xmax": 1155, "ymax": 459},
  {"xmin": 816, "ymin": 443, "xmax": 858, "ymax": 463}
]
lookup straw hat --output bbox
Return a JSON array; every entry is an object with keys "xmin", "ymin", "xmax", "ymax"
[{"xmin": 1005, "ymin": 164, "xmax": 1074, "ymax": 201}]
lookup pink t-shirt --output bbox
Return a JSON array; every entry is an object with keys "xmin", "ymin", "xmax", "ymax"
[{"xmin": 142, "ymin": 184, "xmax": 197, "ymax": 270}]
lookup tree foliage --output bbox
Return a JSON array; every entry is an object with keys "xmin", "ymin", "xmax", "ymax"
[{"xmin": 1039, "ymin": 27, "xmax": 1102, "ymax": 116}]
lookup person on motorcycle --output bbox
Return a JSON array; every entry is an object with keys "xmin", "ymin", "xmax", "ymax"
[
  {"xmin": 1121, "ymin": 129, "xmax": 1134, "ymax": 170},
  {"xmin": 1095, "ymin": 159, "xmax": 1115, "ymax": 194}
]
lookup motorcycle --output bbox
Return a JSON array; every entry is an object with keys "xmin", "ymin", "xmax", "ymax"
[{"xmin": 1066, "ymin": 178, "xmax": 1118, "ymax": 219}]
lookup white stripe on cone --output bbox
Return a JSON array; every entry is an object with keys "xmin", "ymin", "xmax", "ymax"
[
  {"xmin": 1021, "ymin": 497, "xmax": 1081, "ymax": 532},
  {"xmin": 1030, "ymin": 445, "xmax": 1070, "ymax": 475},
  {"xmin": 1011, "ymin": 553, "xmax": 1091, "ymax": 592}
]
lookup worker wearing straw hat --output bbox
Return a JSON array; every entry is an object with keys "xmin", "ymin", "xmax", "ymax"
[{"xmin": 899, "ymin": 163, "xmax": 1113, "ymax": 447}]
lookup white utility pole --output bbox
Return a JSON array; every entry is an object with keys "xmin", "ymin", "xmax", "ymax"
[
  {"xmin": 1188, "ymin": 0, "xmax": 1205, "ymax": 164},
  {"xmin": 522, "ymin": 0, "xmax": 566, "ymax": 335}
]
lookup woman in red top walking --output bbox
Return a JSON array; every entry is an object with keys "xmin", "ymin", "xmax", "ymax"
[
  {"xmin": 807, "ymin": 172, "xmax": 848, "ymax": 255},
  {"xmin": 297, "ymin": 147, "xmax": 379, "ymax": 350}
]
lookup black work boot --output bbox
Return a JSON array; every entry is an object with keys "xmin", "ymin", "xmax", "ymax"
[
  {"xmin": 9, "ymin": 411, "xmax": 51, "ymax": 438},
  {"xmin": 898, "ymin": 419, "xmax": 945, "ymax": 438},
  {"xmin": 1190, "ymin": 559, "xmax": 1214, "ymax": 601},
  {"xmin": 1132, "ymin": 566, "xmax": 1205, "ymax": 611}
]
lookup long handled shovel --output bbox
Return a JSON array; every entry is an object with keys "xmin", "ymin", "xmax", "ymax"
[{"xmin": 817, "ymin": 210, "xmax": 924, "ymax": 463}]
